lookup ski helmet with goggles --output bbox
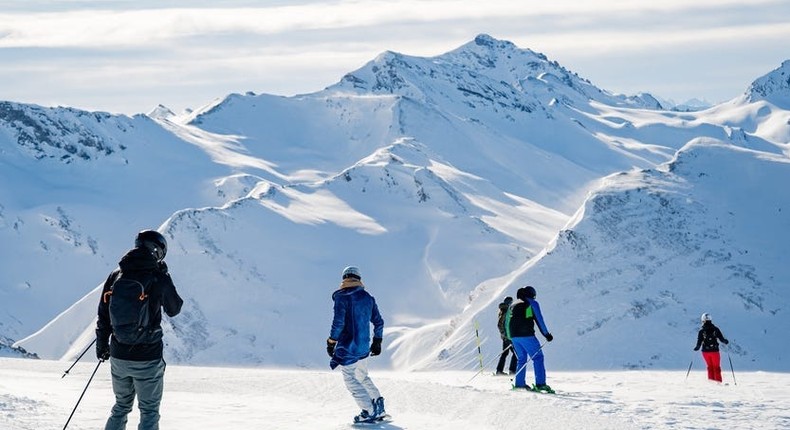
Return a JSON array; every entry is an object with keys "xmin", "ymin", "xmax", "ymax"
[
  {"xmin": 341, "ymin": 266, "xmax": 361, "ymax": 280},
  {"xmin": 700, "ymin": 313, "xmax": 712, "ymax": 323},
  {"xmin": 135, "ymin": 230, "xmax": 167, "ymax": 261}
]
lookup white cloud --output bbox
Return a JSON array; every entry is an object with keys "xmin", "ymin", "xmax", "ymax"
[
  {"xmin": 0, "ymin": 0, "xmax": 784, "ymax": 48},
  {"xmin": 0, "ymin": 0, "xmax": 788, "ymax": 113}
]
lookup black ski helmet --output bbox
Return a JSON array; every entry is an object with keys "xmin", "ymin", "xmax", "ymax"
[
  {"xmin": 524, "ymin": 286, "xmax": 537, "ymax": 299},
  {"xmin": 516, "ymin": 285, "xmax": 535, "ymax": 302},
  {"xmin": 517, "ymin": 286, "xmax": 536, "ymax": 300},
  {"xmin": 135, "ymin": 230, "xmax": 167, "ymax": 261}
]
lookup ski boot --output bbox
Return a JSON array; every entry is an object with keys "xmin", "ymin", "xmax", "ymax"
[
  {"xmin": 533, "ymin": 383, "xmax": 555, "ymax": 394},
  {"xmin": 353, "ymin": 409, "xmax": 376, "ymax": 424},
  {"xmin": 511, "ymin": 384, "xmax": 533, "ymax": 391},
  {"xmin": 372, "ymin": 397, "xmax": 386, "ymax": 419}
]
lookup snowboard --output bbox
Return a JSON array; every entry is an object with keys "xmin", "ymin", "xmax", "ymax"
[{"xmin": 352, "ymin": 414, "xmax": 392, "ymax": 427}]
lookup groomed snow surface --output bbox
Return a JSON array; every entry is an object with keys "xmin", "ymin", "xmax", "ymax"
[{"xmin": 1, "ymin": 358, "xmax": 787, "ymax": 429}]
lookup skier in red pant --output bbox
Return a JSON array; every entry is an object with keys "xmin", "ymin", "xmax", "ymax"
[{"xmin": 693, "ymin": 313, "xmax": 729, "ymax": 382}]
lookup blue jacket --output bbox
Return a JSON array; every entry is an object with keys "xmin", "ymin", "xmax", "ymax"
[{"xmin": 329, "ymin": 284, "xmax": 384, "ymax": 369}]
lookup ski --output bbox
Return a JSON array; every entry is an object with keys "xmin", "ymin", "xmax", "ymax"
[{"xmin": 511, "ymin": 384, "xmax": 556, "ymax": 394}]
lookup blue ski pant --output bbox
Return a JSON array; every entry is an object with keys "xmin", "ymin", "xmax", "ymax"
[
  {"xmin": 512, "ymin": 336, "xmax": 545, "ymax": 387},
  {"xmin": 105, "ymin": 357, "xmax": 166, "ymax": 430},
  {"xmin": 340, "ymin": 358, "xmax": 381, "ymax": 412}
]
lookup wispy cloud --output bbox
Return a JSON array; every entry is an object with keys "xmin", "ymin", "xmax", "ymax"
[
  {"xmin": 1, "ymin": 0, "xmax": 784, "ymax": 48},
  {"xmin": 0, "ymin": 0, "xmax": 788, "ymax": 113}
]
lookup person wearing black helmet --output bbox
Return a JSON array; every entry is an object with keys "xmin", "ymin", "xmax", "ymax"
[
  {"xmin": 495, "ymin": 296, "xmax": 517, "ymax": 375},
  {"xmin": 693, "ymin": 313, "xmax": 729, "ymax": 382},
  {"xmin": 96, "ymin": 230, "xmax": 183, "ymax": 430},
  {"xmin": 505, "ymin": 285, "xmax": 554, "ymax": 393}
]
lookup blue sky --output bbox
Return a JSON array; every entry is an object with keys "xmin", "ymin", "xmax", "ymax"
[{"xmin": 1, "ymin": 0, "xmax": 788, "ymax": 114}]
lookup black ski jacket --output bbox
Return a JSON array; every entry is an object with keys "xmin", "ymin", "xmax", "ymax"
[
  {"xmin": 505, "ymin": 299, "xmax": 550, "ymax": 339},
  {"xmin": 96, "ymin": 247, "xmax": 183, "ymax": 361},
  {"xmin": 694, "ymin": 321, "xmax": 728, "ymax": 352}
]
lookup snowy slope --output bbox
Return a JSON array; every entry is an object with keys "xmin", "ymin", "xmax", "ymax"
[
  {"xmin": 0, "ymin": 102, "xmax": 232, "ymax": 345},
  {"xmin": 2, "ymin": 358, "xmax": 789, "ymax": 430},
  {"xmin": 441, "ymin": 139, "xmax": 790, "ymax": 372},
  {"xmin": 5, "ymin": 35, "xmax": 790, "ymax": 373}
]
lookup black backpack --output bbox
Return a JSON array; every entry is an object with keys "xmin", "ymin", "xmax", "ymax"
[{"xmin": 107, "ymin": 272, "xmax": 162, "ymax": 345}]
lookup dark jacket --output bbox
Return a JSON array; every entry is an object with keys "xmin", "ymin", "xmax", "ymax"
[
  {"xmin": 505, "ymin": 298, "xmax": 549, "ymax": 339},
  {"xmin": 329, "ymin": 281, "xmax": 384, "ymax": 369},
  {"xmin": 96, "ymin": 247, "xmax": 183, "ymax": 361},
  {"xmin": 695, "ymin": 321, "xmax": 728, "ymax": 352},
  {"xmin": 497, "ymin": 301, "xmax": 510, "ymax": 340}
]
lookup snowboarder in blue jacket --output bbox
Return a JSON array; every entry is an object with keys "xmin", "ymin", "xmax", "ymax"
[
  {"xmin": 505, "ymin": 286, "xmax": 554, "ymax": 392},
  {"xmin": 327, "ymin": 266, "xmax": 387, "ymax": 423}
]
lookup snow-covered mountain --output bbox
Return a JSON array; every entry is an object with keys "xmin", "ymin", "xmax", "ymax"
[
  {"xmin": 746, "ymin": 60, "xmax": 790, "ymax": 106},
  {"xmin": 432, "ymin": 139, "xmax": 789, "ymax": 372},
  {"xmin": 3, "ymin": 35, "xmax": 789, "ymax": 371}
]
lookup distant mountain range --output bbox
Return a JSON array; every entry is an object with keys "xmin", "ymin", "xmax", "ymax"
[{"xmin": 3, "ymin": 35, "xmax": 788, "ymax": 370}]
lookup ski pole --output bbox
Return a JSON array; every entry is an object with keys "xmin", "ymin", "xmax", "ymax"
[
  {"xmin": 726, "ymin": 349, "xmax": 737, "ymax": 386},
  {"xmin": 63, "ymin": 359, "xmax": 104, "ymax": 430},
  {"xmin": 473, "ymin": 320, "xmax": 484, "ymax": 374},
  {"xmin": 512, "ymin": 342, "xmax": 546, "ymax": 382},
  {"xmin": 467, "ymin": 343, "xmax": 513, "ymax": 383},
  {"xmin": 62, "ymin": 338, "xmax": 96, "ymax": 378},
  {"xmin": 684, "ymin": 358, "xmax": 694, "ymax": 382}
]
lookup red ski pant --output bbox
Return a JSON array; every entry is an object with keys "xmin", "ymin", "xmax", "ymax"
[{"xmin": 702, "ymin": 351, "xmax": 722, "ymax": 382}]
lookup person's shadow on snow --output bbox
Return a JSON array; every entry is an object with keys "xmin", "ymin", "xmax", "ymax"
[{"xmin": 345, "ymin": 421, "xmax": 404, "ymax": 429}]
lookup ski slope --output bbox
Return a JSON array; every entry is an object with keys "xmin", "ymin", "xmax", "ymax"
[{"xmin": 0, "ymin": 358, "xmax": 787, "ymax": 430}]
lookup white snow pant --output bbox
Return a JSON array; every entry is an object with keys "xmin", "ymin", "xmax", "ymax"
[{"xmin": 340, "ymin": 358, "xmax": 381, "ymax": 412}]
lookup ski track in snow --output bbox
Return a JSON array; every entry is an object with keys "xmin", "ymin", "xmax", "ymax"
[{"xmin": 1, "ymin": 359, "xmax": 788, "ymax": 429}]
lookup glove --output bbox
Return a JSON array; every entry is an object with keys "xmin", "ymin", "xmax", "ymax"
[
  {"xmin": 326, "ymin": 339, "xmax": 336, "ymax": 357},
  {"xmin": 96, "ymin": 342, "xmax": 110, "ymax": 361},
  {"xmin": 158, "ymin": 261, "xmax": 169, "ymax": 274},
  {"xmin": 722, "ymin": 339, "xmax": 729, "ymax": 345},
  {"xmin": 370, "ymin": 337, "xmax": 382, "ymax": 356},
  {"xmin": 693, "ymin": 346, "xmax": 700, "ymax": 351},
  {"xmin": 545, "ymin": 333, "xmax": 553, "ymax": 342}
]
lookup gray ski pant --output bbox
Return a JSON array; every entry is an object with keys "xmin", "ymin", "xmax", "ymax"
[
  {"xmin": 104, "ymin": 357, "xmax": 166, "ymax": 430},
  {"xmin": 340, "ymin": 358, "xmax": 381, "ymax": 412}
]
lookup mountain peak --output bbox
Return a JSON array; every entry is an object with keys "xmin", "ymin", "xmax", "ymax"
[
  {"xmin": 148, "ymin": 104, "xmax": 175, "ymax": 120},
  {"xmin": 330, "ymin": 34, "xmax": 590, "ymax": 110},
  {"xmin": 471, "ymin": 33, "xmax": 519, "ymax": 52},
  {"xmin": 0, "ymin": 101, "xmax": 124, "ymax": 162},
  {"xmin": 746, "ymin": 60, "xmax": 790, "ymax": 106}
]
